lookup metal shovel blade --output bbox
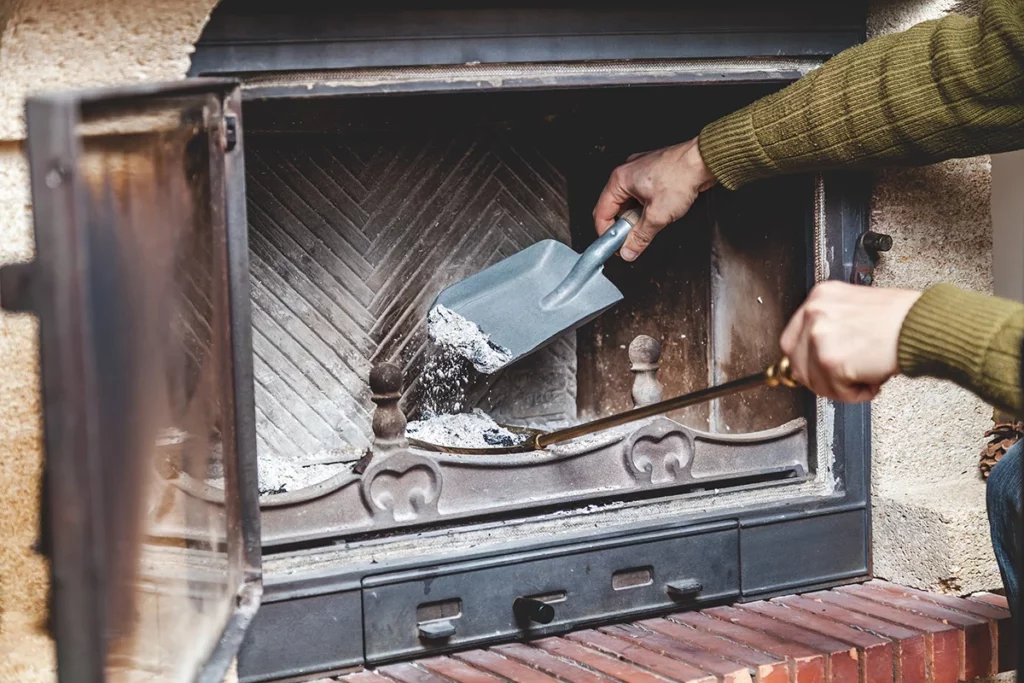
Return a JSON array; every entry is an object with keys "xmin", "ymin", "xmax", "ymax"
[{"xmin": 433, "ymin": 239, "xmax": 624, "ymax": 370}]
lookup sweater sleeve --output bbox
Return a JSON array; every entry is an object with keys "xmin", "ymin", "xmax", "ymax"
[
  {"xmin": 898, "ymin": 284, "xmax": 1023, "ymax": 415},
  {"xmin": 699, "ymin": 0, "xmax": 1024, "ymax": 190}
]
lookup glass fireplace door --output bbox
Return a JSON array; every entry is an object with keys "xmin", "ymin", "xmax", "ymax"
[{"xmin": 1, "ymin": 79, "xmax": 262, "ymax": 683}]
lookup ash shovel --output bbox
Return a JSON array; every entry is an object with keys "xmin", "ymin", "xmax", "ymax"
[
  {"xmin": 408, "ymin": 356, "xmax": 801, "ymax": 454},
  {"xmin": 432, "ymin": 207, "xmax": 642, "ymax": 372}
]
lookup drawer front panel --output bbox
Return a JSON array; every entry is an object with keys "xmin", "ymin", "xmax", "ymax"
[{"xmin": 364, "ymin": 526, "xmax": 739, "ymax": 663}]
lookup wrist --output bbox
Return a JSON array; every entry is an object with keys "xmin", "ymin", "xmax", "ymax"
[{"xmin": 684, "ymin": 136, "xmax": 717, "ymax": 191}]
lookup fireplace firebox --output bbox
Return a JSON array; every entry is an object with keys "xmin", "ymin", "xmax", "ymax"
[{"xmin": 3, "ymin": 3, "xmax": 876, "ymax": 683}]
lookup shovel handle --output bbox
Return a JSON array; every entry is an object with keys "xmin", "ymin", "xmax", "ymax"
[{"xmin": 541, "ymin": 208, "xmax": 642, "ymax": 309}]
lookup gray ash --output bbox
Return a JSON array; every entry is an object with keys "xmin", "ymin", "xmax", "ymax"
[
  {"xmin": 427, "ymin": 305, "xmax": 512, "ymax": 374},
  {"xmin": 419, "ymin": 346, "xmax": 472, "ymax": 417},
  {"xmin": 406, "ymin": 409, "xmax": 528, "ymax": 450}
]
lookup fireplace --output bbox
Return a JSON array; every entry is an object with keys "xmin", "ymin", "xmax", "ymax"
[
  {"xmin": 149, "ymin": 84, "xmax": 829, "ymax": 549},
  {"xmin": 4, "ymin": 3, "xmax": 876, "ymax": 682}
]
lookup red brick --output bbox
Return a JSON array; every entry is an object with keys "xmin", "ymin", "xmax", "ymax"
[
  {"xmin": 704, "ymin": 605, "xmax": 859, "ymax": 683},
  {"xmin": 454, "ymin": 650, "xmax": 563, "ymax": 683},
  {"xmin": 781, "ymin": 594, "xmax": 926, "ymax": 683},
  {"xmin": 493, "ymin": 642, "xmax": 611, "ymax": 683},
  {"xmin": 968, "ymin": 592, "xmax": 1010, "ymax": 610},
  {"xmin": 671, "ymin": 611, "xmax": 826, "ymax": 683},
  {"xmin": 869, "ymin": 582, "xmax": 1010, "ymax": 622},
  {"xmin": 743, "ymin": 601, "xmax": 893, "ymax": 683},
  {"xmin": 638, "ymin": 618, "xmax": 789, "ymax": 683},
  {"xmin": 814, "ymin": 589, "xmax": 960, "ymax": 683},
  {"xmin": 566, "ymin": 629, "xmax": 717, "ymax": 683},
  {"xmin": 602, "ymin": 623, "xmax": 754, "ymax": 683},
  {"xmin": 868, "ymin": 581, "xmax": 1012, "ymax": 675},
  {"xmin": 375, "ymin": 662, "xmax": 452, "ymax": 683},
  {"xmin": 341, "ymin": 673, "xmax": 393, "ymax": 683},
  {"xmin": 840, "ymin": 582, "xmax": 993, "ymax": 680},
  {"xmin": 417, "ymin": 656, "xmax": 506, "ymax": 683},
  {"xmin": 533, "ymin": 636, "xmax": 669, "ymax": 683}
]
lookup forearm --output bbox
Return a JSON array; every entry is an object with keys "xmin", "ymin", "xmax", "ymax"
[
  {"xmin": 898, "ymin": 284, "xmax": 1024, "ymax": 415},
  {"xmin": 699, "ymin": 0, "xmax": 1024, "ymax": 189}
]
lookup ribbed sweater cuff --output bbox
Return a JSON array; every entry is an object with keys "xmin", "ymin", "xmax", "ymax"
[
  {"xmin": 898, "ymin": 283, "xmax": 1013, "ymax": 380},
  {"xmin": 699, "ymin": 111, "xmax": 777, "ymax": 191}
]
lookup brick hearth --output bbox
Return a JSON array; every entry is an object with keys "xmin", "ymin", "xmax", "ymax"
[{"xmin": 331, "ymin": 581, "xmax": 1016, "ymax": 683}]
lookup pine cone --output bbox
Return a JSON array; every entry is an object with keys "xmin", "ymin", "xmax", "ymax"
[{"xmin": 980, "ymin": 421, "xmax": 1024, "ymax": 479}]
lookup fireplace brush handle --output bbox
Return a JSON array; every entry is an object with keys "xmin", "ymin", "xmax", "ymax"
[
  {"xmin": 534, "ymin": 356, "xmax": 800, "ymax": 450},
  {"xmin": 406, "ymin": 357, "xmax": 799, "ymax": 455}
]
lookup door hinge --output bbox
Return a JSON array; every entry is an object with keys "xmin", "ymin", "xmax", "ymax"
[
  {"xmin": 0, "ymin": 261, "xmax": 36, "ymax": 313},
  {"xmin": 222, "ymin": 114, "xmax": 238, "ymax": 152}
]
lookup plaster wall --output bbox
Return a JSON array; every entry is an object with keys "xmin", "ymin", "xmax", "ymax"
[{"xmin": 0, "ymin": 0, "xmax": 1006, "ymax": 680}]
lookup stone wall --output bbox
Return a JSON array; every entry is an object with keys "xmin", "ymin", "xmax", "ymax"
[
  {"xmin": 866, "ymin": 0, "xmax": 1002, "ymax": 596},
  {"xmin": 0, "ymin": 0, "xmax": 1004, "ymax": 680},
  {"xmin": 0, "ymin": 1, "xmax": 218, "ymax": 680}
]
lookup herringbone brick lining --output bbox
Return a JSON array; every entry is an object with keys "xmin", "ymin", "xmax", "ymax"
[{"xmin": 332, "ymin": 580, "xmax": 1016, "ymax": 683}]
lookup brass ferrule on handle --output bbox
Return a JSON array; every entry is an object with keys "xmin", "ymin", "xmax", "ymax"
[{"xmin": 764, "ymin": 356, "xmax": 799, "ymax": 388}]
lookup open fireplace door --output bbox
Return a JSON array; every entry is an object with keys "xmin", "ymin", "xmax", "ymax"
[{"xmin": 0, "ymin": 79, "xmax": 262, "ymax": 683}]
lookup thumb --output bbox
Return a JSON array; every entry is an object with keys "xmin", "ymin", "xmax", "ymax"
[{"xmin": 619, "ymin": 213, "xmax": 660, "ymax": 262}]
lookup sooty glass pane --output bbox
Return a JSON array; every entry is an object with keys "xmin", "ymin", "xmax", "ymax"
[{"xmin": 75, "ymin": 101, "xmax": 236, "ymax": 682}]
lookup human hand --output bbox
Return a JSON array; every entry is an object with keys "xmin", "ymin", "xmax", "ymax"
[
  {"xmin": 779, "ymin": 281, "xmax": 921, "ymax": 403},
  {"xmin": 592, "ymin": 136, "xmax": 717, "ymax": 262}
]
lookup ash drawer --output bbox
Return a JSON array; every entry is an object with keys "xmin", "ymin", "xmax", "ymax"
[{"xmin": 362, "ymin": 522, "xmax": 739, "ymax": 664}]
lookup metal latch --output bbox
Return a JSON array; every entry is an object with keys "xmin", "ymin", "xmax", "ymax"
[
  {"xmin": 220, "ymin": 114, "xmax": 238, "ymax": 152},
  {"xmin": 0, "ymin": 261, "xmax": 36, "ymax": 313},
  {"xmin": 850, "ymin": 231, "xmax": 893, "ymax": 286},
  {"xmin": 665, "ymin": 579, "xmax": 703, "ymax": 599},
  {"xmin": 418, "ymin": 620, "xmax": 456, "ymax": 642}
]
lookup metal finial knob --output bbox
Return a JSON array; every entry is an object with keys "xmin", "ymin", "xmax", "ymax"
[
  {"xmin": 629, "ymin": 334, "xmax": 663, "ymax": 407},
  {"xmin": 370, "ymin": 362, "xmax": 407, "ymax": 453}
]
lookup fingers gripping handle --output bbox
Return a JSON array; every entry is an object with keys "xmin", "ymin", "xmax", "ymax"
[{"xmin": 541, "ymin": 208, "xmax": 641, "ymax": 309}]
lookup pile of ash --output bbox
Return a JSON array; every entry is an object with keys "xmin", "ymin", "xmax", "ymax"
[{"xmin": 406, "ymin": 409, "xmax": 529, "ymax": 450}]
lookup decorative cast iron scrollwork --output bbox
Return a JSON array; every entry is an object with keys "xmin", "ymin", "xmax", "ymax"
[{"xmin": 623, "ymin": 417, "xmax": 695, "ymax": 485}]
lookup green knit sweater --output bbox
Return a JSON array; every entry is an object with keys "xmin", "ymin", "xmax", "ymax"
[{"xmin": 699, "ymin": 0, "xmax": 1024, "ymax": 415}]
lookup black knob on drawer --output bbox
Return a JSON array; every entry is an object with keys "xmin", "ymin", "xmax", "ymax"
[
  {"xmin": 418, "ymin": 620, "xmax": 456, "ymax": 641},
  {"xmin": 665, "ymin": 579, "xmax": 703, "ymax": 600},
  {"xmin": 513, "ymin": 597, "xmax": 555, "ymax": 624}
]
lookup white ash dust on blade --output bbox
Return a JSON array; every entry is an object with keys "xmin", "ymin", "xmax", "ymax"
[
  {"xmin": 427, "ymin": 305, "xmax": 512, "ymax": 374},
  {"xmin": 406, "ymin": 409, "xmax": 529, "ymax": 449}
]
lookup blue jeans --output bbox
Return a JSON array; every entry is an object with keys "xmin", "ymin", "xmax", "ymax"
[{"xmin": 987, "ymin": 439, "xmax": 1023, "ymax": 619}]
